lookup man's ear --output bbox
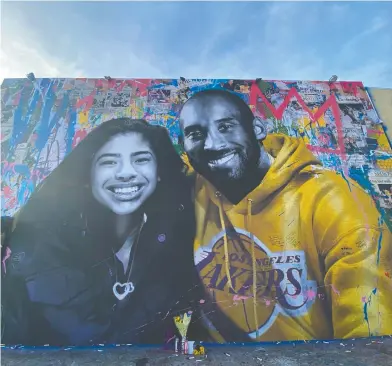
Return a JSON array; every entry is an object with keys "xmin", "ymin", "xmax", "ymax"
[{"xmin": 253, "ymin": 117, "xmax": 267, "ymax": 141}]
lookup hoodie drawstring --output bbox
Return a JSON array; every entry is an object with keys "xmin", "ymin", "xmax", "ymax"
[
  {"xmin": 216, "ymin": 191, "xmax": 259, "ymax": 338},
  {"xmin": 216, "ymin": 192, "xmax": 234, "ymax": 291},
  {"xmin": 247, "ymin": 198, "xmax": 259, "ymax": 339}
]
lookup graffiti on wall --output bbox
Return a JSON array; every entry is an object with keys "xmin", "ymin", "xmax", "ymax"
[{"xmin": 1, "ymin": 78, "xmax": 392, "ymax": 346}]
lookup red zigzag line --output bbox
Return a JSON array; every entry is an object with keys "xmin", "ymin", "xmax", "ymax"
[{"xmin": 249, "ymin": 82, "xmax": 347, "ymax": 158}]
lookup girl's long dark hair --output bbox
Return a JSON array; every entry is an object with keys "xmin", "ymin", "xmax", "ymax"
[{"xmin": 16, "ymin": 118, "xmax": 191, "ymax": 258}]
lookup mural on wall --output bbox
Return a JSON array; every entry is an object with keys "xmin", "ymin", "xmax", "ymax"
[{"xmin": 1, "ymin": 78, "xmax": 392, "ymax": 346}]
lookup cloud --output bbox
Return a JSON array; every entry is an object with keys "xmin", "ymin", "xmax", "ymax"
[
  {"xmin": 0, "ymin": 41, "xmax": 84, "ymax": 81},
  {"xmin": 338, "ymin": 60, "xmax": 392, "ymax": 88},
  {"xmin": 340, "ymin": 15, "xmax": 388, "ymax": 58},
  {"xmin": 332, "ymin": 13, "xmax": 391, "ymax": 86},
  {"xmin": 0, "ymin": 5, "xmax": 85, "ymax": 82},
  {"xmin": 1, "ymin": 1, "xmax": 391, "ymax": 88},
  {"xmin": 0, "ymin": 2, "xmax": 171, "ymax": 81},
  {"xmin": 329, "ymin": 3, "xmax": 349, "ymax": 18},
  {"xmin": 175, "ymin": 3, "xmax": 328, "ymax": 81}
]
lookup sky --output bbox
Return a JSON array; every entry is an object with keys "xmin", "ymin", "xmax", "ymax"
[{"xmin": 1, "ymin": 1, "xmax": 392, "ymax": 88}]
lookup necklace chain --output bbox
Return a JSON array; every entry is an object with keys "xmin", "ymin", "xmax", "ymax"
[{"xmin": 112, "ymin": 215, "xmax": 146, "ymax": 300}]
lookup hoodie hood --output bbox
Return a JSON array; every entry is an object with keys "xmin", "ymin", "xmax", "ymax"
[
  {"xmin": 197, "ymin": 133, "xmax": 322, "ymax": 214},
  {"xmin": 190, "ymin": 133, "xmax": 392, "ymax": 342}
]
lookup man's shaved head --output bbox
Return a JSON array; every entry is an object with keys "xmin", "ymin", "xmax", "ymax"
[
  {"xmin": 178, "ymin": 88, "xmax": 268, "ymax": 204},
  {"xmin": 180, "ymin": 89, "xmax": 255, "ymax": 135}
]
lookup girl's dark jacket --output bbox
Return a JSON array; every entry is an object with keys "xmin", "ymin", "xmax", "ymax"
[{"xmin": 1, "ymin": 184, "xmax": 205, "ymax": 346}]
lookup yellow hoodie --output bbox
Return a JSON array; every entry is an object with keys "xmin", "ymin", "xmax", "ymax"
[{"xmin": 192, "ymin": 134, "xmax": 392, "ymax": 342}]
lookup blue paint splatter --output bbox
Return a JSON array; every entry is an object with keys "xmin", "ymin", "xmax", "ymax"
[
  {"xmin": 349, "ymin": 166, "xmax": 374, "ymax": 193},
  {"xmin": 363, "ymin": 288, "xmax": 378, "ymax": 337},
  {"xmin": 349, "ymin": 165, "xmax": 392, "ymax": 233},
  {"xmin": 363, "ymin": 299, "xmax": 371, "ymax": 337},
  {"xmin": 337, "ymin": 170, "xmax": 351, "ymax": 192},
  {"xmin": 376, "ymin": 216, "xmax": 384, "ymax": 266},
  {"xmin": 363, "ymin": 301, "xmax": 369, "ymax": 321},
  {"xmin": 35, "ymin": 80, "xmax": 56, "ymax": 151},
  {"xmin": 14, "ymin": 164, "xmax": 30, "ymax": 178},
  {"xmin": 374, "ymin": 155, "xmax": 392, "ymax": 161},
  {"xmin": 66, "ymin": 109, "xmax": 77, "ymax": 154},
  {"xmin": 10, "ymin": 84, "xmax": 40, "ymax": 156}
]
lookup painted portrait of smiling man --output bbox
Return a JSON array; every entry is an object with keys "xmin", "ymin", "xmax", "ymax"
[
  {"xmin": 180, "ymin": 89, "xmax": 270, "ymax": 204},
  {"xmin": 179, "ymin": 89, "xmax": 392, "ymax": 343}
]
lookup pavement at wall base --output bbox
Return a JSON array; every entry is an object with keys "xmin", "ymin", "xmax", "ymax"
[{"xmin": 1, "ymin": 337, "xmax": 392, "ymax": 366}]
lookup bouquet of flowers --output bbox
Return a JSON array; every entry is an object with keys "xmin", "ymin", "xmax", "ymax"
[{"xmin": 173, "ymin": 311, "xmax": 192, "ymax": 353}]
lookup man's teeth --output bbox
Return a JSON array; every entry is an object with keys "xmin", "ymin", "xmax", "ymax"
[
  {"xmin": 113, "ymin": 186, "xmax": 141, "ymax": 194},
  {"xmin": 208, "ymin": 153, "xmax": 235, "ymax": 166}
]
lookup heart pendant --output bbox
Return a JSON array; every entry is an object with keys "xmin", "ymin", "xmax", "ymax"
[{"xmin": 113, "ymin": 281, "xmax": 135, "ymax": 301}]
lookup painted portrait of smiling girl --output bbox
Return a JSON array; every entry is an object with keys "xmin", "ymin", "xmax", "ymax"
[{"xmin": 2, "ymin": 118, "xmax": 202, "ymax": 346}]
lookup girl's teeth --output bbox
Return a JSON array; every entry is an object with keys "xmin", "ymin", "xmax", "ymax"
[{"xmin": 114, "ymin": 187, "xmax": 140, "ymax": 194}]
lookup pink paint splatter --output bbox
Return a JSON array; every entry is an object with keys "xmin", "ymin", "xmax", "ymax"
[
  {"xmin": 306, "ymin": 288, "xmax": 317, "ymax": 300},
  {"xmin": 361, "ymin": 296, "xmax": 367, "ymax": 303},
  {"xmin": 331, "ymin": 284, "xmax": 340, "ymax": 296},
  {"xmin": 2, "ymin": 185, "xmax": 13, "ymax": 198},
  {"xmin": 265, "ymin": 299, "xmax": 271, "ymax": 307},
  {"xmin": 2, "ymin": 247, "xmax": 11, "ymax": 274},
  {"xmin": 233, "ymin": 295, "xmax": 250, "ymax": 301}
]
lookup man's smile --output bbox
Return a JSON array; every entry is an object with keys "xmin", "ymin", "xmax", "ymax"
[{"xmin": 207, "ymin": 150, "xmax": 237, "ymax": 168}]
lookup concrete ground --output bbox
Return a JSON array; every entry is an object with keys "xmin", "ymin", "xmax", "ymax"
[{"xmin": 2, "ymin": 337, "xmax": 392, "ymax": 365}]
